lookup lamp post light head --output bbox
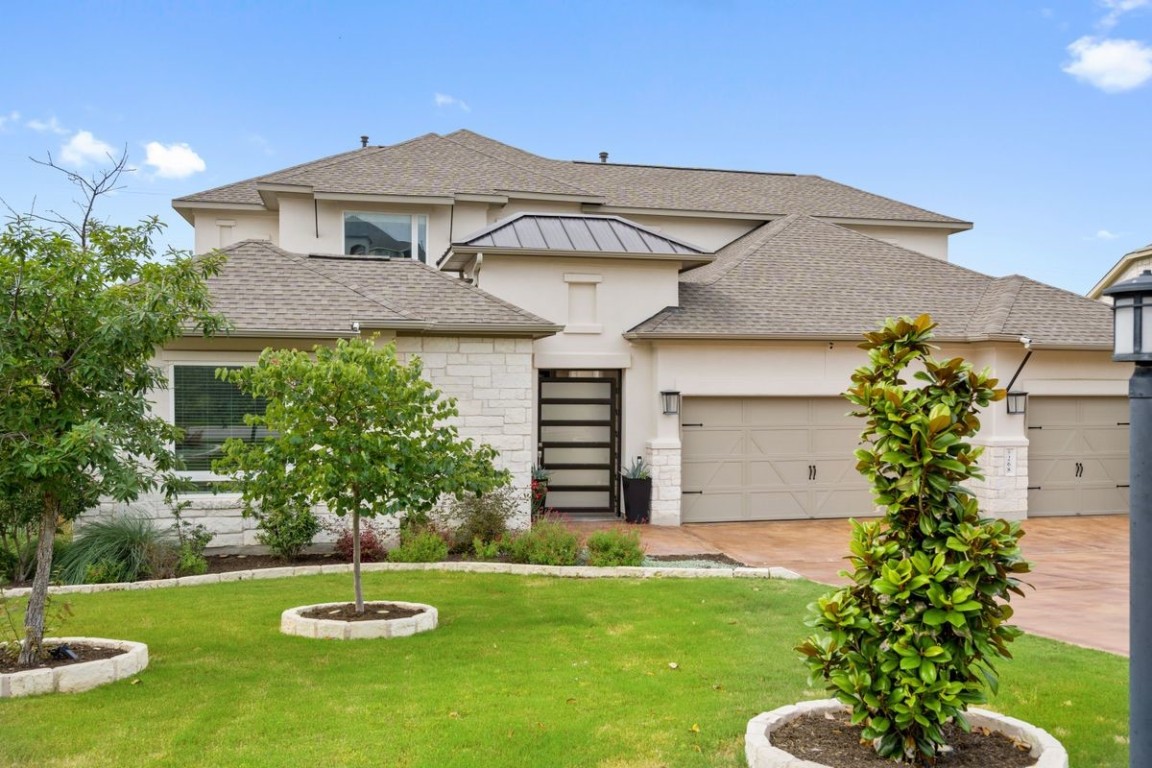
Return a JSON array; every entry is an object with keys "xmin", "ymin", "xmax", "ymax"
[{"xmin": 1104, "ymin": 270, "xmax": 1152, "ymax": 365}]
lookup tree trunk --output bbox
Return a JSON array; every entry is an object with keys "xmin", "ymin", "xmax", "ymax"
[
  {"xmin": 352, "ymin": 508, "xmax": 363, "ymax": 614},
  {"xmin": 18, "ymin": 493, "xmax": 59, "ymax": 667}
]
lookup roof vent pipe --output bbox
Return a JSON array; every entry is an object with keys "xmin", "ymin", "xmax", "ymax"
[
  {"xmin": 599, "ymin": 151, "xmax": 608, "ymax": 163},
  {"xmin": 360, "ymin": 135, "xmax": 369, "ymax": 148}
]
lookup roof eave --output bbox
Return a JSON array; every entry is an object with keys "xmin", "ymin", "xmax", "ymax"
[
  {"xmin": 441, "ymin": 248, "xmax": 714, "ymax": 271},
  {"xmin": 171, "ymin": 200, "xmax": 268, "ymax": 224},
  {"xmin": 624, "ymin": 330, "xmax": 1110, "ymax": 349}
]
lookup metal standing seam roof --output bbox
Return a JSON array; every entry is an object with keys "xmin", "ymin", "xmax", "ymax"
[
  {"xmin": 190, "ymin": 240, "xmax": 562, "ymax": 338},
  {"xmin": 627, "ymin": 214, "xmax": 1113, "ymax": 348},
  {"xmin": 175, "ymin": 130, "xmax": 970, "ymax": 227}
]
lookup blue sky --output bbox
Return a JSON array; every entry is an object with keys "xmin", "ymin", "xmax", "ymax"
[{"xmin": 1, "ymin": 0, "xmax": 1149, "ymax": 295}]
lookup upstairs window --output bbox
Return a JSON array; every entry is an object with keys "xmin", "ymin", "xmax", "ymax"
[{"xmin": 344, "ymin": 212, "xmax": 428, "ymax": 262}]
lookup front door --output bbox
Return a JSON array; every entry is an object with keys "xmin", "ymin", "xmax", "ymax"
[{"xmin": 537, "ymin": 370, "xmax": 621, "ymax": 517}]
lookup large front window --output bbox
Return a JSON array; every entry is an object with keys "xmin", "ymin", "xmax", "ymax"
[
  {"xmin": 173, "ymin": 365, "xmax": 268, "ymax": 481},
  {"xmin": 344, "ymin": 212, "xmax": 428, "ymax": 262}
]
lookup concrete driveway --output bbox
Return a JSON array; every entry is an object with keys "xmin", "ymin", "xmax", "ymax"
[{"xmin": 569, "ymin": 516, "xmax": 1129, "ymax": 655}]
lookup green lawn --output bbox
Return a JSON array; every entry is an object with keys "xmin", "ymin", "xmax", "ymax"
[{"xmin": 0, "ymin": 572, "xmax": 1128, "ymax": 767}]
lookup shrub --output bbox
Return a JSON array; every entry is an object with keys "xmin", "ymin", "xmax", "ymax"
[
  {"xmin": 332, "ymin": 520, "xmax": 388, "ymax": 563},
  {"xmin": 388, "ymin": 527, "xmax": 448, "ymax": 563},
  {"xmin": 472, "ymin": 536, "xmax": 502, "ymax": 561},
  {"xmin": 585, "ymin": 528, "xmax": 645, "ymax": 567},
  {"xmin": 506, "ymin": 516, "xmax": 580, "ymax": 566},
  {"xmin": 56, "ymin": 515, "xmax": 178, "ymax": 584},
  {"xmin": 796, "ymin": 315, "xmax": 1031, "ymax": 765},
  {"xmin": 168, "ymin": 499, "xmax": 214, "ymax": 576},
  {"xmin": 255, "ymin": 502, "xmax": 319, "ymax": 560},
  {"xmin": 444, "ymin": 486, "xmax": 519, "ymax": 552}
]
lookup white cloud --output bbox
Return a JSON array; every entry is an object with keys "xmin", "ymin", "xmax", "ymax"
[
  {"xmin": 61, "ymin": 130, "xmax": 116, "ymax": 166},
  {"xmin": 27, "ymin": 116, "xmax": 68, "ymax": 135},
  {"xmin": 1100, "ymin": 0, "xmax": 1149, "ymax": 30},
  {"xmin": 1064, "ymin": 36, "xmax": 1152, "ymax": 91},
  {"xmin": 0, "ymin": 110, "xmax": 19, "ymax": 130},
  {"xmin": 1094, "ymin": 229, "xmax": 1121, "ymax": 240},
  {"xmin": 143, "ymin": 141, "xmax": 206, "ymax": 178},
  {"xmin": 434, "ymin": 92, "xmax": 470, "ymax": 112}
]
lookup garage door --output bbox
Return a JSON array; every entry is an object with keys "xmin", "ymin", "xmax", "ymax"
[
  {"xmin": 680, "ymin": 397, "xmax": 874, "ymax": 522},
  {"xmin": 1028, "ymin": 397, "xmax": 1129, "ymax": 516}
]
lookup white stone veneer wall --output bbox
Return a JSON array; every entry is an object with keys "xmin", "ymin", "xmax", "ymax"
[
  {"xmin": 647, "ymin": 440, "xmax": 682, "ymax": 526},
  {"xmin": 90, "ymin": 335, "xmax": 535, "ymax": 551},
  {"xmin": 967, "ymin": 441, "xmax": 1030, "ymax": 521}
]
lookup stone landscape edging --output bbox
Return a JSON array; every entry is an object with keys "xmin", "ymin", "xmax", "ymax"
[
  {"xmin": 1, "ymin": 561, "xmax": 801, "ymax": 598},
  {"xmin": 744, "ymin": 698, "xmax": 1069, "ymax": 768},
  {"xmin": 0, "ymin": 637, "xmax": 148, "ymax": 699},
  {"xmin": 281, "ymin": 601, "xmax": 438, "ymax": 640}
]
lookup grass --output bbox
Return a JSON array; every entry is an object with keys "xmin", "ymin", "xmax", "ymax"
[{"xmin": 0, "ymin": 572, "xmax": 1128, "ymax": 767}]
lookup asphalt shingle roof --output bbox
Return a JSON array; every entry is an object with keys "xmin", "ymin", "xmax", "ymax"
[
  {"xmin": 196, "ymin": 240, "xmax": 561, "ymax": 337},
  {"xmin": 176, "ymin": 130, "xmax": 967, "ymax": 226},
  {"xmin": 628, "ymin": 215, "xmax": 1112, "ymax": 348}
]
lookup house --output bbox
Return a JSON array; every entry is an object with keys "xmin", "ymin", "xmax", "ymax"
[
  {"xmin": 154, "ymin": 130, "xmax": 1127, "ymax": 547},
  {"xmin": 1089, "ymin": 241, "xmax": 1152, "ymax": 300}
]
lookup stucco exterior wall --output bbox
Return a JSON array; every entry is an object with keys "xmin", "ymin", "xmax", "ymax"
[
  {"xmin": 192, "ymin": 212, "xmax": 278, "ymax": 254},
  {"xmin": 843, "ymin": 223, "xmax": 952, "ymax": 260}
]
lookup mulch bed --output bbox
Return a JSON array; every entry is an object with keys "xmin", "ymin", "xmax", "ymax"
[
  {"xmin": 298, "ymin": 602, "xmax": 425, "ymax": 622},
  {"xmin": 771, "ymin": 710, "xmax": 1036, "ymax": 767},
  {"xmin": 0, "ymin": 642, "xmax": 126, "ymax": 674}
]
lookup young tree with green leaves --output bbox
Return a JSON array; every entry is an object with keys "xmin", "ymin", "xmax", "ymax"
[
  {"xmin": 797, "ymin": 315, "xmax": 1031, "ymax": 764},
  {"xmin": 0, "ymin": 155, "xmax": 225, "ymax": 666},
  {"xmin": 213, "ymin": 337, "xmax": 509, "ymax": 613}
]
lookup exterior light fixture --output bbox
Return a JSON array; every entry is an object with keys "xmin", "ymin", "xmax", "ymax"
[
  {"xmin": 1102, "ymin": 269, "xmax": 1152, "ymax": 768},
  {"xmin": 660, "ymin": 390, "xmax": 681, "ymax": 416},
  {"xmin": 1104, "ymin": 270, "xmax": 1152, "ymax": 362},
  {"xmin": 1006, "ymin": 391, "xmax": 1028, "ymax": 415}
]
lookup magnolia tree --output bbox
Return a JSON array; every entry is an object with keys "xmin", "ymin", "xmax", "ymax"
[
  {"xmin": 213, "ymin": 337, "xmax": 508, "ymax": 613},
  {"xmin": 797, "ymin": 315, "xmax": 1031, "ymax": 764},
  {"xmin": 0, "ymin": 156, "xmax": 225, "ymax": 666}
]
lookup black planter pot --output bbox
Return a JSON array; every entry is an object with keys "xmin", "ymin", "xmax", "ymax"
[{"xmin": 621, "ymin": 477, "xmax": 652, "ymax": 524}]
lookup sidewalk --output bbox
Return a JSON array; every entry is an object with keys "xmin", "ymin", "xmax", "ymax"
[{"xmin": 567, "ymin": 516, "xmax": 1129, "ymax": 655}]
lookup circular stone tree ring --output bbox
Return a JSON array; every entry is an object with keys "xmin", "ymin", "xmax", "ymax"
[{"xmin": 280, "ymin": 601, "xmax": 438, "ymax": 640}]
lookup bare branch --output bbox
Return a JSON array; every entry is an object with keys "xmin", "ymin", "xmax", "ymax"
[{"xmin": 29, "ymin": 147, "xmax": 132, "ymax": 250}]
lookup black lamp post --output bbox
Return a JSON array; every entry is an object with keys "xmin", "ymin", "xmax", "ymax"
[{"xmin": 1103, "ymin": 269, "xmax": 1152, "ymax": 768}]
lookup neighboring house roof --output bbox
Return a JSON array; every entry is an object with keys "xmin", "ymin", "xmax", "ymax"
[
  {"xmin": 175, "ymin": 130, "xmax": 970, "ymax": 229},
  {"xmin": 627, "ymin": 215, "xmax": 1112, "ymax": 349},
  {"xmin": 193, "ymin": 240, "xmax": 562, "ymax": 338},
  {"xmin": 1088, "ymin": 241, "xmax": 1152, "ymax": 299},
  {"xmin": 440, "ymin": 213, "xmax": 712, "ymax": 270}
]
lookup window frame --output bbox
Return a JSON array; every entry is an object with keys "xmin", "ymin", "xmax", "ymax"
[
  {"xmin": 169, "ymin": 362, "xmax": 266, "ymax": 493},
  {"xmin": 342, "ymin": 210, "xmax": 429, "ymax": 262}
]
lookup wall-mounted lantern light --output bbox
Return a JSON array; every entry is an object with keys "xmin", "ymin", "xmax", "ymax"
[
  {"xmin": 660, "ymin": 390, "xmax": 681, "ymax": 416},
  {"xmin": 1006, "ymin": 391, "xmax": 1028, "ymax": 415}
]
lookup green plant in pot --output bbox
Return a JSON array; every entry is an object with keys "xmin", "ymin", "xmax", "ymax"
[
  {"xmin": 796, "ymin": 314, "xmax": 1031, "ymax": 765},
  {"xmin": 620, "ymin": 456, "xmax": 652, "ymax": 524}
]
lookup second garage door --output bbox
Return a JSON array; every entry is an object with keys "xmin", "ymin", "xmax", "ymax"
[
  {"xmin": 680, "ymin": 397, "xmax": 874, "ymax": 523},
  {"xmin": 1028, "ymin": 397, "xmax": 1129, "ymax": 516}
]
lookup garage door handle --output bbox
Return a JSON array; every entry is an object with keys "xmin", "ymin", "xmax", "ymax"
[
  {"xmin": 681, "ymin": 423, "xmax": 703, "ymax": 427},
  {"xmin": 1028, "ymin": 486, "xmax": 1041, "ymax": 490},
  {"xmin": 682, "ymin": 490, "xmax": 703, "ymax": 495},
  {"xmin": 1119, "ymin": 484, "xmax": 1130, "ymax": 489},
  {"xmin": 808, "ymin": 465, "xmax": 816, "ymax": 480}
]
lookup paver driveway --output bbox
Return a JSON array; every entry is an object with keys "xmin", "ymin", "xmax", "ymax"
[{"xmin": 569, "ymin": 515, "xmax": 1129, "ymax": 655}]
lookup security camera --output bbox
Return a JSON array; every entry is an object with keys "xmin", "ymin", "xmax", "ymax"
[{"xmin": 1019, "ymin": 336, "xmax": 1032, "ymax": 349}]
